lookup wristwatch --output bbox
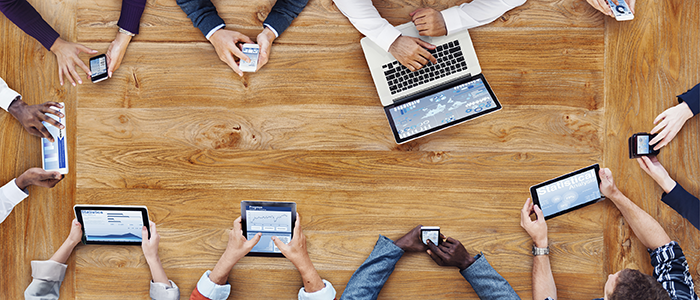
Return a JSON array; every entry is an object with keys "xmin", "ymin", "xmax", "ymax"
[
  {"xmin": 118, "ymin": 27, "xmax": 135, "ymax": 37},
  {"xmin": 532, "ymin": 244, "xmax": 549, "ymax": 256}
]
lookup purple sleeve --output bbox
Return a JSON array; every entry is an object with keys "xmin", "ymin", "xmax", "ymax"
[
  {"xmin": 0, "ymin": 0, "xmax": 60, "ymax": 50},
  {"xmin": 117, "ymin": 0, "xmax": 147, "ymax": 35}
]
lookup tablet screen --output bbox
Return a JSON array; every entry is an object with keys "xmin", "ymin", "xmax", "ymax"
[
  {"xmin": 533, "ymin": 165, "xmax": 602, "ymax": 219},
  {"xmin": 245, "ymin": 204, "xmax": 293, "ymax": 254},
  {"xmin": 385, "ymin": 74, "xmax": 501, "ymax": 144},
  {"xmin": 80, "ymin": 209, "xmax": 145, "ymax": 243}
]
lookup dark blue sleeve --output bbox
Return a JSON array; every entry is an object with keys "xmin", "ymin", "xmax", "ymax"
[
  {"xmin": 175, "ymin": 0, "xmax": 225, "ymax": 37},
  {"xmin": 459, "ymin": 253, "xmax": 520, "ymax": 300},
  {"xmin": 262, "ymin": 0, "xmax": 308, "ymax": 36},
  {"xmin": 677, "ymin": 83, "xmax": 699, "ymax": 116},
  {"xmin": 661, "ymin": 183, "xmax": 700, "ymax": 231},
  {"xmin": 0, "ymin": 0, "xmax": 59, "ymax": 49},
  {"xmin": 340, "ymin": 235, "xmax": 404, "ymax": 300}
]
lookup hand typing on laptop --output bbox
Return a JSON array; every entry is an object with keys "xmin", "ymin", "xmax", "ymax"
[{"xmin": 388, "ymin": 36, "xmax": 437, "ymax": 71}]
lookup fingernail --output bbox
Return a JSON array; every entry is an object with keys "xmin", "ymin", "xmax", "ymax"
[{"xmin": 72, "ymin": 83, "xmax": 76, "ymax": 87}]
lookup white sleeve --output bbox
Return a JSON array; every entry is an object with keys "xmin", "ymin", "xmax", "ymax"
[
  {"xmin": 333, "ymin": 0, "xmax": 402, "ymax": 52},
  {"xmin": 440, "ymin": 0, "xmax": 527, "ymax": 35},
  {"xmin": 0, "ymin": 179, "xmax": 29, "ymax": 224},
  {"xmin": 0, "ymin": 77, "xmax": 21, "ymax": 112},
  {"xmin": 150, "ymin": 280, "xmax": 180, "ymax": 300},
  {"xmin": 24, "ymin": 260, "xmax": 68, "ymax": 300},
  {"xmin": 298, "ymin": 279, "xmax": 336, "ymax": 300}
]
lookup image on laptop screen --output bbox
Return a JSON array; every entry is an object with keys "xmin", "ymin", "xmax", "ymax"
[{"xmin": 385, "ymin": 74, "xmax": 500, "ymax": 143}]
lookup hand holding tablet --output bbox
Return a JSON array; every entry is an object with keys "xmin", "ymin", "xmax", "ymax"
[
  {"xmin": 241, "ymin": 201, "xmax": 296, "ymax": 257},
  {"xmin": 530, "ymin": 164, "xmax": 605, "ymax": 220},
  {"xmin": 74, "ymin": 205, "xmax": 150, "ymax": 245}
]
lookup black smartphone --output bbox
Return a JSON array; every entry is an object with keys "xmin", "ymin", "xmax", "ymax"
[
  {"xmin": 628, "ymin": 132, "xmax": 660, "ymax": 158},
  {"xmin": 420, "ymin": 226, "xmax": 440, "ymax": 246},
  {"xmin": 89, "ymin": 54, "xmax": 108, "ymax": 83}
]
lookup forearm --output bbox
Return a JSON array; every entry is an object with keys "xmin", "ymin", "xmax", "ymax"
[
  {"xmin": 340, "ymin": 235, "xmax": 403, "ymax": 300},
  {"xmin": 442, "ymin": 0, "xmax": 526, "ymax": 34},
  {"xmin": 532, "ymin": 255, "xmax": 556, "ymax": 300},
  {"xmin": 608, "ymin": 191, "xmax": 672, "ymax": 249},
  {"xmin": 263, "ymin": 0, "xmax": 308, "ymax": 37},
  {"xmin": 677, "ymin": 83, "xmax": 699, "ymax": 116},
  {"xmin": 49, "ymin": 238, "xmax": 79, "ymax": 264},
  {"xmin": 332, "ymin": 0, "xmax": 401, "ymax": 52},
  {"xmin": 208, "ymin": 251, "xmax": 242, "ymax": 285},
  {"xmin": 146, "ymin": 255, "xmax": 170, "ymax": 285},
  {"xmin": 175, "ymin": 0, "xmax": 224, "ymax": 37},
  {"xmin": 661, "ymin": 184, "xmax": 700, "ymax": 230},
  {"xmin": 295, "ymin": 259, "xmax": 325, "ymax": 293},
  {"xmin": 459, "ymin": 254, "xmax": 519, "ymax": 300},
  {"xmin": 0, "ymin": 0, "xmax": 60, "ymax": 49},
  {"xmin": 117, "ymin": 0, "xmax": 147, "ymax": 34}
]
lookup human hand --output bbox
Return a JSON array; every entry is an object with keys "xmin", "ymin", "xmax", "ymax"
[
  {"xmin": 636, "ymin": 156, "xmax": 676, "ymax": 193},
  {"xmin": 426, "ymin": 236, "xmax": 475, "ymax": 271},
  {"xmin": 272, "ymin": 213, "xmax": 310, "ymax": 266},
  {"xmin": 649, "ymin": 102, "xmax": 694, "ymax": 150},
  {"xmin": 49, "ymin": 38, "xmax": 98, "ymax": 86},
  {"xmin": 141, "ymin": 221, "xmax": 160, "ymax": 261},
  {"xmin": 106, "ymin": 32, "xmax": 133, "ymax": 78},
  {"xmin": 585, "ymin": 0, "xmax": 635, "ymax": 16},
  {"xmin": 209, "ymin": 29, "xmax": 255, "ymax": 77},
  {"xmin": 15, "ymin": 168, "xmax": 64, "ymax": 190},
  {"xmin": 67, "ymin": 218, "xmax": 83, "ymax": 245},
  {"xmin": 255, "ymin": 28, "xmax": 276, "ymax": 71},
  {"xmin": 520, "ymin": 198, "xmax": 548, "ymax": 248},
  {"xmin": 410, "ymin": 8, "xmax": 447, "ymax": 37},
  {"xmin": 7, "ymin": 100, "xmax": 64, "ymax": 142},
  {"xmin": 598, "ymin": 168, "xmax": 620, "ymax": 199},
  {"xmin": 223, "ymin": 216, "xmax": 261, "ymax": 260},
  {"xmin": 388, "ymin": 36, "xmax": 437, "ymax": 71},
  {"xmin": 394, "ymin": 225, "xmax": 428, "ymax": 252}
]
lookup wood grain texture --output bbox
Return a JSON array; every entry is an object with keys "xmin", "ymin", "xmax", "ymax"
[
  {"xmin": 0, "ymin": 0, "xmax": 79, "ymax": 298},
  {"xmin": 603, "ymin": 0, "xmax": 700, "ymax": 293},
  {"xmin": 3, "ymin": 0, "xmax": 698, "ymax": 298}
]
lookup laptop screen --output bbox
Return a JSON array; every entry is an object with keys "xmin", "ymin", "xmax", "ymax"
[{"xmin": 384, "ymin": 74, "xmax": 501, "ymax": 144}]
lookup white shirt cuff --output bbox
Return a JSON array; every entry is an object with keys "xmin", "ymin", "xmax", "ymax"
[
  {"xmin": 263, "ymin": 23, "xmax": 280, "ymax": 38},
  {"xmin": 205, "ymin": 24, "xmax": 226, "ymax": 40},
  {"xmin": 375, "ymin": 26, "xmax": 402, "ymax": 53},
  {"xmin": 2, "ymin": 179, "xmax": 29, "ymax": 204},
  {"xmin": 298, "ymin": 279, "xmax": 336, "ymax": 300},
  {"xmin": 0, "ymin": 81, "xmax": 20, "ymax": 112},
  {"xmin": 150, "ymin": 280, "xmax": 180, "ymax": 300},
  {"xmin": 31, "ymin": 260, "xmax": 68, "ymax": 282},
  {"xmin": 441, "ymin": 6, "xmax": 466, "ymax": 36},
  {"xmin": 196, "ymin": 270, "xmax": 231, "ymax": 300}
]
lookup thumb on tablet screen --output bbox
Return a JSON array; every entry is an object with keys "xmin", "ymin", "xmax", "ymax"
[{"xmin": 246, "ymin": 232, "xmax": 262, "ymax": 249}]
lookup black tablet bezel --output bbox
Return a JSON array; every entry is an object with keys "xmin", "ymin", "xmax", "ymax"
[
  {"xmin": 384, "ymin": 73, "xmax": 502, "ymax": 144},
  {"xmin": 89, "ymin": 54, "xmax": 108, "ymax": 83},
  {"xmin": 74, "ymin": 205, "xmax": 150, "ymax": 245},
  {"xmin": 240, "ymin": 201, "xmax": 297, "ymax": 257},
  {"xmin": 529, "ymin": 164, "xmax": 604, "ymax": 220}
]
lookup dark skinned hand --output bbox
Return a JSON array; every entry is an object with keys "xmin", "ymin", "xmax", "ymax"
[
  {"xmin": 7, "ymin": 99, "xmax": 65, "ymax": 142},
  {"xmin": 16, "ymin": 168, "xmax": 64, "ymax": 190},
  {"xmin": 427, "ymin": 235, "xmax": 475, "ymax": 271},
  {"xmin": 394, "ymin": 225, "xmax": 428, "ymax": 252}
]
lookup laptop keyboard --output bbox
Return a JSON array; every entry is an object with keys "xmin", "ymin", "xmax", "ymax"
[{"xmin": 382, "ymin": 40, "xmax": 467, "ymax": 95}]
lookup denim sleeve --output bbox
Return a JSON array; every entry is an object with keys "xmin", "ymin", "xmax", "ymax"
[
  {"xmin": 649, "ymin": 242, "xmax": 698, "ymax": 300},
  {"xmin": 175, "ymin": 0, "xmax": 225, "ymax": 37},
  {"xmin": 459, "ymin": 253, "xmax": 520, "ymax": 300},
  {"xmin": 661, "ymin": 183, "xmax": 700, "ymax": 231},
  {"xmin": 677, "ymin": 83, "xmax": 699, "ymax": 116},
  {"xmin": 340, "ymin": 235, "xmax": 404, "ymax": 300},
  {"xmin": 262, "ymin": 0, "xmax": 308, "ymax": 36}
]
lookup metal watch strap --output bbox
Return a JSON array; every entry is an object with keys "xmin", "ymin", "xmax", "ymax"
[
  {"xmin": 532, "ymin": 244, "xmax": 549, "ymax": 256},
  {"xmin": 119, "ymin": 27, "xmax": 135, "ymax": 37}
]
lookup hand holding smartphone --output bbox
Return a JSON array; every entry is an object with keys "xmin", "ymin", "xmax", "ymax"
[
  {"xmin": 606, "ymin": 0, "xmax": 634, "ymax": 21},
  {"xmin": 420, "ymin": 226, "xmax": 441, "ymax": 246},
  {"xmin": 628, "ymin": 132, "xmax": 660, "ymax": 158},
  {"xmin": 239, "ymin": 44, "xmax": 260, "ymax": 72}
]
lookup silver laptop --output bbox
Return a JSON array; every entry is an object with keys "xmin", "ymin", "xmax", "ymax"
[{"xmin": 361, "ymin": 22, "xmax": 501, "ymax": 144}]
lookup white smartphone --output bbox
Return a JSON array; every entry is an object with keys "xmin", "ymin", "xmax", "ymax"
[
  {"xmin": 239, "ymin": 44, "xmax": 260, "ymax": 72},
  {"xmin": 41, "ymin": 103, "xmax": 68, "ymax": 174},
  {"xmin": 607, "ymin": 0, "xmax": 634, "ymax": 21}
]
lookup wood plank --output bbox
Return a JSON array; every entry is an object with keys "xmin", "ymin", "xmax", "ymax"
[
  {"xmin": 75, "ymin": 0, "xmax": 605, "ymax": 43},
  {"xmin": 74, "ymin": 106, "xmax": 602, "ymax": 152},
  {"xmin": 74, "ymin": 29, "xmax": 604, "ymax": 109},
  {"xmin": 603, "ymin": 0, "xmax": 700, "ymax": 293},
  {"xmin": 0, "ymin": 0, "xmax": 79, "ymax": 298}
]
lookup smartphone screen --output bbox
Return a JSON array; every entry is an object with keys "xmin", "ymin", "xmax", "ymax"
[
  {"xmin": 637, "ymin": 135, "xmax": 650, "ymax": 155},
  {"xmin": 421, "ymin": 227, "xmax": 440, "ymax": 245},
  {"xmin": 90, "ymin": 54, "xmax": 108, "ymax": 83},
  {"xmin": 239, "ymin": 44, "xmax": 259, "ymax": 72}
]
